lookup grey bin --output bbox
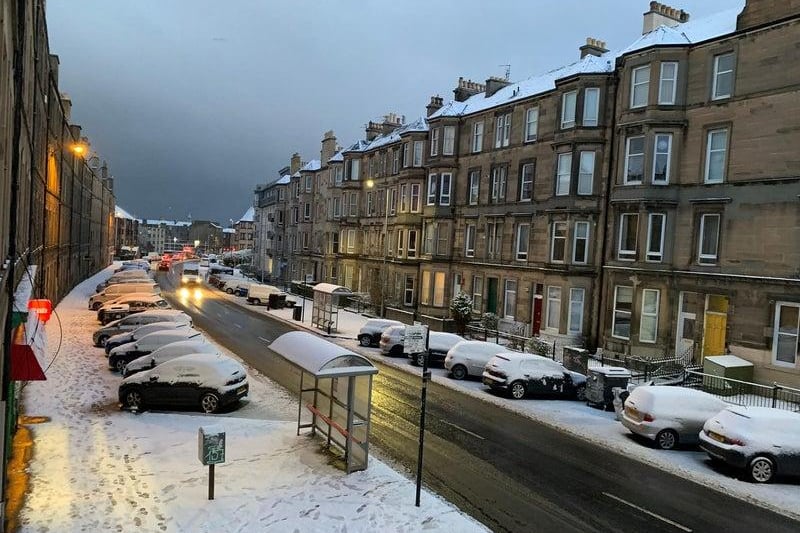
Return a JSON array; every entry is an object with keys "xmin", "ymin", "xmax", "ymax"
[
  {"xmin": 268, "ymin": 293, "xmax": 286, "ymax": 309},
  {"xmin": 585, "ymin": 367, "xmax": 631, "ymax": 410},
  {"xmin": 292, "ymin": 306, "xmax": 302, "ymax": 321}
]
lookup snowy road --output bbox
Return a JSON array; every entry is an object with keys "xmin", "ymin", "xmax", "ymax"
[{"xmin": 159, "ymin": 273, "xmax": 800, "ymax": 533}]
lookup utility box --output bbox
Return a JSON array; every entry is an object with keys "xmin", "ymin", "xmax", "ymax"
[
  {"xmin": 585, "ymin": 367, "xmax": 630, "ymax": 410},
  {"xmin": 703, "ymin": 355, "xmax": 754, "ymax": 396},
  {"xmin": 198, "ymin": 425, "xmax": 226, "ymax": 465}
]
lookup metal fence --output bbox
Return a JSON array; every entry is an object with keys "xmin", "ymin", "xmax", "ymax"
[
  {"xmin": 464, "ymin": 325, "xmax": 552, "ymax": 357},
  {"xmin": 591, "ymin": 352, "xmax": 695, "ymax": 384},
  {"xmin": 682, "ymin": 370, "xmax": 800, "ymax": 412}
]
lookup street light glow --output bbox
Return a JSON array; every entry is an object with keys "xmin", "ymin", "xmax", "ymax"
[
  {"xmin": 70, "ymin": 143, "xmax": 86, "ymax": 156},
  {"xmin": 365, "ymin": 179, "xmax": 375, "ymax": 188}
]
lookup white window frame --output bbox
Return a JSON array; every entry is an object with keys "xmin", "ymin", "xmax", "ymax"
[
  {"xmin": 346, "ymin": 229, "xmax": 356, "ymax": 253},
  {"xmin": 712, "ymin": 52, "xmax": 734, "ymax": 100},
  {"xmin": 413, "ymin": 141, "xmax": 423, "ymax": 167},
  {"xmin": 568, "ymin": 288, "xmax": 584, "ymax": 335},
  {"xmin": 704, "ymin": 128, "xmax": 728, "ymax": 184},
  {"xmin": 698, "ymin": 213, "xmax": 720, "ymax": 265},
  {"xmin": 524, "ymin": 107, "xmax": 539, "ymax": 142},
  {"xmin": 773, "ymin": 302, "xmax": 800, "ymax": 367},
  {"xmin": 572, "ymin": 221, "xmax": 589, "ymax": 264},
  {"xmin": 439, "ymin": 173, "xmax": 452, "ymax": 206},
  {"xmin": 546, "ymin": 286, "xmax": 561, "ymax": 331},
  {"xmin": 550, "ymin": 221, "xmax": 567, "ymax": 263},
  {"xmin": 583, "ymin": 88, "xmax": 599, "ymax": 127},
  {"xmin": 404, "ymin": 275, "xmax": 415, "ymax": 306},
  {"xmin": 618, "ymin": 213, "xmax": 638, "ymax": 261},
  {"xmin": 472, "ymin": 121, "xmax": 484, "ymax": 153},
  {"xmin": 612, "ymin": 286, "xmax": 633, "ymax": 340},
  {"xmin": 658, "ymin": 62, "xmax": 678, "ymax": 105},
  {"xmin": 469, "ymin": 170, "xmax": 480, "ymax": 205},
  {"xmin": 503, "ymin": 280, "xmax": 517, "ymax": 320},
  {"xmin": 556, "ymin": 152, "xmax": 572, "ymax": 196},
  {"xmin": 397, "ymin": 228, "xmax": 405, "ymax": 256},
  {"xmin": 639, "ymin": 289, "xmax": 660, "ymax": 343},
  {"xmin": 304, "ymin": 202, "xmax": 311, "ymax": 220},
  {"xmin": 646, "ymin": 213, "xmax": 665, "ymax": 262},
  {"xmin": 430, "ymin": 128, "xmax": 440, "ymax": 157},
  {"xmin": 399, "ymin": 184, "xmax": 409, "ymax": 212},
  {"xmin": 624, "ymin": 136, "xmax": 645, "ymax": 185},
  {"xmin": 515, "ymin": 224, "xmax": 529, "ymax": 261},
  {"xmin": 426, "ymin": 174, "xmax": 437, "ymax": 205},
  {"xmin": 389, "ymin": 187, "xmax": 397, "ymax": 215},
  {"xmin": 520, "ymin": 163, "xmax": 534, "ymax": 201},
  {"xmin": 403, "ymin": 142, "xmax": 411, "ymax": 167},
  {"xmin": 630, "ymin": 65, "xmax": 650, "ymax": 108},
  {"xmin": 561, "ymin": 90, "xmax": 577, "ymax": 129},
  {"xmin": 578, "ymin": 151, "xmax": 594, "ymax": 195},
  {"xmin": 443, "ymin": 125, "xmax": 455, "ymax": 155},
  {"xmin": 652, "ymin": 133, "xmax": 672, "ymax": 185},
  {"xmin": 410, "ymin": 183, "xmax": 421, "ymax": 213},
  {"xmin": 495, "ymin": 113, "xmax": 511, "ymax": 148},
  {"xmin": 491, "ymin": 166, "xmax": 506, "ymax": 203},
  {"xmin": 472, "ymin": 276, "xmax": 483, "ymax": 312},
  {"xmin": 392, "ymin": 149, "xmax": 400, "ymax": 174},
  {"xmin": 465, "ymin": 224, "xmax": 476, "ymax": 257}
]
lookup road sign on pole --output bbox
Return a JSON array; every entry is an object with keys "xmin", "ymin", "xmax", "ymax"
[
  {"xmin": 405, "ymin": 325, "xmax": 428, "ymax": 355},
  {"xmin": 199, "ymin": 426, "xmax": 225, "ymax": 500}
]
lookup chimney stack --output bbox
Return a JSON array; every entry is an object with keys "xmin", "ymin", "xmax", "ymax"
[
  {"xmin": 580, "ymin": 37, "xmax": 609, "ymax": 58},
  {"xmin": 485, "ymin": 76, "xmax": 511, "ymax": 98},
  {"xmin": 642, "ymin": 2, "xmax": 689, "ymax": 34},
  {"xmin": 365, "ymin": 121, "xmax": 381, "ymax": 141},
  {"xmin": 381, "ymin": 113, "xmax": 404, "ymax": 134},
  {"xmin": 320, "ymin": 130, "xmax": 337, "ymax": 164},
  {"xmin": 737, "ymin": 0, "xmax": 800, "ymax": 31},
  {"xmin": 453, "ymin": 77, "xmax": 486, "ymax": 102},
  {"xmin": 426, "ymin": 95, "xmax": 444, "ymax": 117},
  {"xmin": 290, "ymin": 152, "xmax": 302, "ymax": 174}
]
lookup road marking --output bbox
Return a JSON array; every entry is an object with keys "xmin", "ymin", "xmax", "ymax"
[
  {"xmin": 257, "ymin": 336, "xmax": 271, "ymax": 344},
  {"xmin": 441, "ymin": 420, "xmax": 485, "ymax": 440},
  {"xmin": 234, "ymin": 323, "xmax": 243, "ymax": 329},
  {"xmin": 602, "ymin": 492, "xmax": 692, "ymax": 532}
]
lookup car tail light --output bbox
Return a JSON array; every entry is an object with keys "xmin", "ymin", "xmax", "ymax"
[{"xmin": 643, "ymin": 413, "xmax": 654, "ymax": 422}]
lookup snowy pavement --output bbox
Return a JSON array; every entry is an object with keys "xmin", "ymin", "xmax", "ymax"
[
  {"xmin": 208, "ymin": 276, "xmax": 800, "ymax": 521},
  {"xmin": 17, "ymin": 266, "xmax": 487, "ymax": 532}
]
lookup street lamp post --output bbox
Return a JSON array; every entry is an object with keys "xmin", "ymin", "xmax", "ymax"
[{"xmin": 365, "ymin": 179, "xmax": 390, "ymax": 318}]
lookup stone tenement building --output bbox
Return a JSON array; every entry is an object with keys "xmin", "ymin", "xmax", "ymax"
[{"xmin": 252, "ymin": 0, "xmax": 800, "ymax": 387}]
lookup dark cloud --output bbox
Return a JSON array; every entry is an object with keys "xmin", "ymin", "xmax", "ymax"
[{"xmin": 46, "ymin": 0, "xmax": 741, "ymax": 223}]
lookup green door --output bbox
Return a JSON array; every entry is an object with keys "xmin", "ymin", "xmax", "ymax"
[{"xmin": 487, "ymin": 277, "xmax": 498, "ymax": 314}]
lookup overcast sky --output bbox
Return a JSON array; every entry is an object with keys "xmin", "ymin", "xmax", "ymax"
[{"xmin": 46, "ymin": 0, "xmax": 742, "ymax": 224}]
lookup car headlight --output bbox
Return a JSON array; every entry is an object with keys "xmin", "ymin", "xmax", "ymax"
[{"xmin": 182, "ymin": 276, "xmax": 188, "ymax": 283}]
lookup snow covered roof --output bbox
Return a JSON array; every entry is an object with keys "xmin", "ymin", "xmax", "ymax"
[
  {"xmin": 223, "ymin": 228, "xmax": 235, "ymax": 234},
  {"xmin": 269, "ymin": 331, "xmax": 377, "ymax": 378},
  {"xmin": 300, "ymin": 159, "xmax": 321, "ymax": 172},
  {"xmin": 238, "ymin": 207, "xmax": 255, "ymax": 223},
  {"xmin": 114, "ymin": 205, "xmax": 137, "ymax": 221},
  {"xmin": 275, "ymin": 174, "xmax": 291, "ymax": 185},
  {"xmin": 328, "ymin": 149, "xmax": 344, "ymax": 163},
  {"xmin": 363, "ymin": 117, "xmax": 429, "ymax": 152},
  {"xmin": 142, "ymin": 219, "xmax": 191, "ymax": 227},
  {"xmin": 431, "ymin": 4, "xmax": 743, "ymax": 120},
  {"xmin": 341, "ymin": 139, "xmax": 370, "ymax": 154}
]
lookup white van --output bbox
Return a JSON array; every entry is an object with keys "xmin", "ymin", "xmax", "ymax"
[
  {"xmin": 246, "ymin": 284, "xmax": 285, "ymax": 305},
  {"xmin": 89, "ymin": 283, "xmax": 160, "ymax": 310},
  {"xmin": 621, "ymin": 386, "xmax": 728, "ymax": 450}
]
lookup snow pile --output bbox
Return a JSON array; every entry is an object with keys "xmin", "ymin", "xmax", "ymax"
[{"xmin": 18, "ymin": 266, "xmax": 486, "ymax": 532}]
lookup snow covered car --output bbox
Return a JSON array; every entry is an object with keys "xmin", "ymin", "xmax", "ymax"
[
  {"xmin": 621, "ymin": 386, "xmax": 728, "ymax": 450},
  {"xmin": 444, "ymin": 340, "xmax": 507, "ymax": 380},
  {"xmin": 104, "ymin": 321, "xmax": 192, "ymax": 354},
  {"xmin": 699, "ymin": 406, "xmax": 800, "ymax": 483},
  {"xmin": 123, "ymin": 339, "xmax": 219, "ymax": 377},
  {"xmin": 482, "ymin": 353, "xmax": 587, "ymax": 400},
  {"xmin": 93, "ymin": 310, "xmax": 191, "ymax": 347},
  {"xmin": 357, "ymin": 319, "xmax": 403, "ymax": 347},
  {"xmin": 88, "ymin": 282, "xmax": 160, "ymax": 310},
  {"xmin": 379, "ymin": 326, "xmax": 464, "ymax": 366},
  {"xmin": 119, "ymin": 353, "xmax": 248, "ymax": 414},
  {"xmin": 95, "ymin": 272, "xmax": 151, "ymax": 292},
  {"xmin": 108, "ymin": 329, "xmax": 204, "ymax": 373},
  {"xmin": 96, "ymin": 294, "xmax": 170, "ymax": 324}
]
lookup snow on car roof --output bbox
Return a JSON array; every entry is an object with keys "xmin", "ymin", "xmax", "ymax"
[{"xmin": 725, "ymin": 405, "xmax": 800, "ymax": 421}]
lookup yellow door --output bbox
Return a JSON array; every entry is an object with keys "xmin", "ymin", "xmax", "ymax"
[{"xmin": 702, "ymin": 312, "xmax": 727, "ymax": 358}]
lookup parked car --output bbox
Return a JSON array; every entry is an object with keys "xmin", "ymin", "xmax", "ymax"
[
  {"xmin": 123, "ymin": 339, "xmax": 219, "ymax": 377},
  {"xmin": 444, "ymin": 340, "xmax": 507, "ymax": 380},
  {"xmin": 104, "ymin": 321, "xmax": 192, "ymax": 354},
  {"xmin": 97, "ymin": 294, "xmax": 170, "ymax": 324},
  {"xmin": 108, "ymin": 329, "xmax": 204, "ymax": 373},
  {"xmin": 378, "ymin": 326, "xmax": 464, "ymax": 366},
  {"xmin": 119, "ymin": 353, "xmax": 248, "ymax": 413},
  {"xmin": 93, "ymin": 310, "xmax": 191, "ymax": 347},
  {"xmin": 482, "ymin": 353, "xmax": 587, "ymax": 400},
  {"xmin": 88, "ymin": 282, "xmax": 160, "ymax": 310},
  {"xmin": 358, "ymin": 319, "xmax": 403, "ymax": 347},
  {"xmin": 95, "ymin": 271, "xmax": 151, "ymax": 292},
  {"xmin": 246, "ymin": 284, "xmax": 286, "ymax": 306},
  {"xmin": 699, "ymin": 406, "xmax": 800, "ymax": 483},
  {"xmin": 620, "ymin": 386, "xmax": 728, "ymax": 450}
]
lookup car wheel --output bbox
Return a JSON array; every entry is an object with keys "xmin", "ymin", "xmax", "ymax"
[
  {"xmin": 655, "ymin": 429, "xmax": 679, "ymax": 450},
  {"xmin": 200, "ymin": 392, "xmax": 220, "ymax": 414},
  {"xmin": 389, "ymin": 345, "xmax": 403, "ymax": 357},
  {"xmin": 509, "ymin": 381, "xmax": 526, "ymax": 400},
  {"xmin": 114, "ymin": 359, "xmax": 127, "ymax": 373},
  {"xmin": 748, "ymin": 456, "xmax": 775, "ymax": 483},
  {"xmin": 92, "ymin": 302, "xmax": 102, "ymax": 310},
  {"xmin": 225, "ymin": 288, "xmax": 234, "ymax": 294},
  {"xmin": 415, "ymin": 352, "xmax": 427, "ymax": 367},
  {"xmin": 253, "ymin": 298, "xmax": 261, "ymax": 305},
  {"xmin": 450, "ymin": 364, "xmax": 468, "ymax": 380},
  {"xmin": 575, "ymin": 385, "xmax": 587, "ymax": 402},
  {"xmin": 359, "ymin": 335, "xmax": 372, "ymax": 347},
  {"xmin": 123, "ymin": 389, "xmax": 144, "ymax": 410},
  {"xmin": 97, "ymin": 335, "xmax": 109, "ymax": 347}
]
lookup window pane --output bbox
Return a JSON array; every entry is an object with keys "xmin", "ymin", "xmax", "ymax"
[
  {"xmin": 557, "ymin": 153, "xmax": 572, "ymax": 195},
  {"xmin": 547, "ymin": 286, "xmax": 561, "ymax": 329},
  {"xmin": 433, "ymin": 272, "xmax": 446, "ymax": 307},
  {"xmin": 653, "ymin": 134, "xmax": 671, "ymax": 184},
  {"xmin": 647, "ymin": 213, "xmax": 664, "ymax": 261},
  {"xmin": 613, "ymin": 286, "xmax": 633, "ymax": 339},
  {"xmin": 658, "ymin": 62, "xmax": 677, "ymax": 104},
  {"xmin": 525, "ymin": 107, "xmax": 539, "ymax": 141},
  {"xmin": 578, "ymin": 151, "xmax": 594, "ymax": 194},
  {"xmin": 551, "ymin": 222, "xmax": 567, "ymax": 262},
  {"xmin": 569, "ymin": 288, "xmax": 584, "ymax": 334},
  {"xmin": 700, "ymin": 214, "xmax": 720, "ymax": 261},
  {"xmin": 713, "ymin": 53, "xmax": 734, "ymax": 99},
  {"xmin": 561, "ymin": 91, "xmax": 577, "ymax": 128},
  {"xmin": 631, "ymin": 65, "xmax": 650, "ymax": 107},
  {"xmin": 573, "ymin": 221, "xmax": 588, "ymax": 263},
  {"xmin": 625, "ymin": 137, "xmax": 645, "ymax": 183},
  {"xmin": 520, "ymin": 163, "xmax": 534, "ymax": 201},
  {"xmin": 583, "ymin": 88, "xmax": 599, "ymax": 126}
]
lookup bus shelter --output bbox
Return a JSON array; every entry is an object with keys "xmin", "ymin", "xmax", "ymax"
[
  {"xmin": 269, "ymin": 331, "xmax": 378, "ymax": 473},
  {"xmin": 311, "ymin": 283, "xmax": 352, "ymax": 333}
]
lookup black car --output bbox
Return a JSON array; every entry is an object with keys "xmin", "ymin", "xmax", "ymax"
[{"xmin": 119, "ymin": 353, "xmax": 248, "ymax": 413}]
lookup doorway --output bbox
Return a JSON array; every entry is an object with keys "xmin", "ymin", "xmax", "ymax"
[
  {"xmin": 702, "ymin": 295, "xmax": 729, "ymax": 359},
  {"xmin": 531, "ymin": 283, "xmax": 544, "ymax": 335},
  {"xmin": 486, "ymin": 277, "xmax": 498, "ymax": 315},
  {"xmin": 676, "ymin": 292, "xmax": 697, "ymax": 362}
]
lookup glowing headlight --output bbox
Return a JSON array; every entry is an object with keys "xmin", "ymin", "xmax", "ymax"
[{"xmin": 182, "ymin": 276, "xmax": 188, "ymax": 283}]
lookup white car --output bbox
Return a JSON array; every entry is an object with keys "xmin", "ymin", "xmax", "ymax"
[
  {"xmin": 93, "ymin": 310, "xmax": 191, "ymax": 347},
  {"xmin": 123, "ymin": 339, "xmax": 219, "ymax": 377},
  {"xmin": 699, "ymin": 406, "xmax": 800, "ymax": 483},
  {"xmin": 444, "ymin": 340, "xmax": 508, "ymax": 380},
  {"xmin": 108, "ymin": 329, "xmax": 204, "ymax": 373},
  {"xmin": 96, "ymin": 293, "xmax": 170, "ymax": 324},
  {"xmin": 621, "ymin": 386, "xmax": 728, "ymax": 450},
  {"xmin": 482, "ymin": 352, "xmax": 587, "ymax": 400},
  {"xmin": 104, "ymin": 321, "xmax": 192, "ymax": 354},
  {"xmin": 119, "ymin": 353, "xmax": 248, "ymax": 414}
]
